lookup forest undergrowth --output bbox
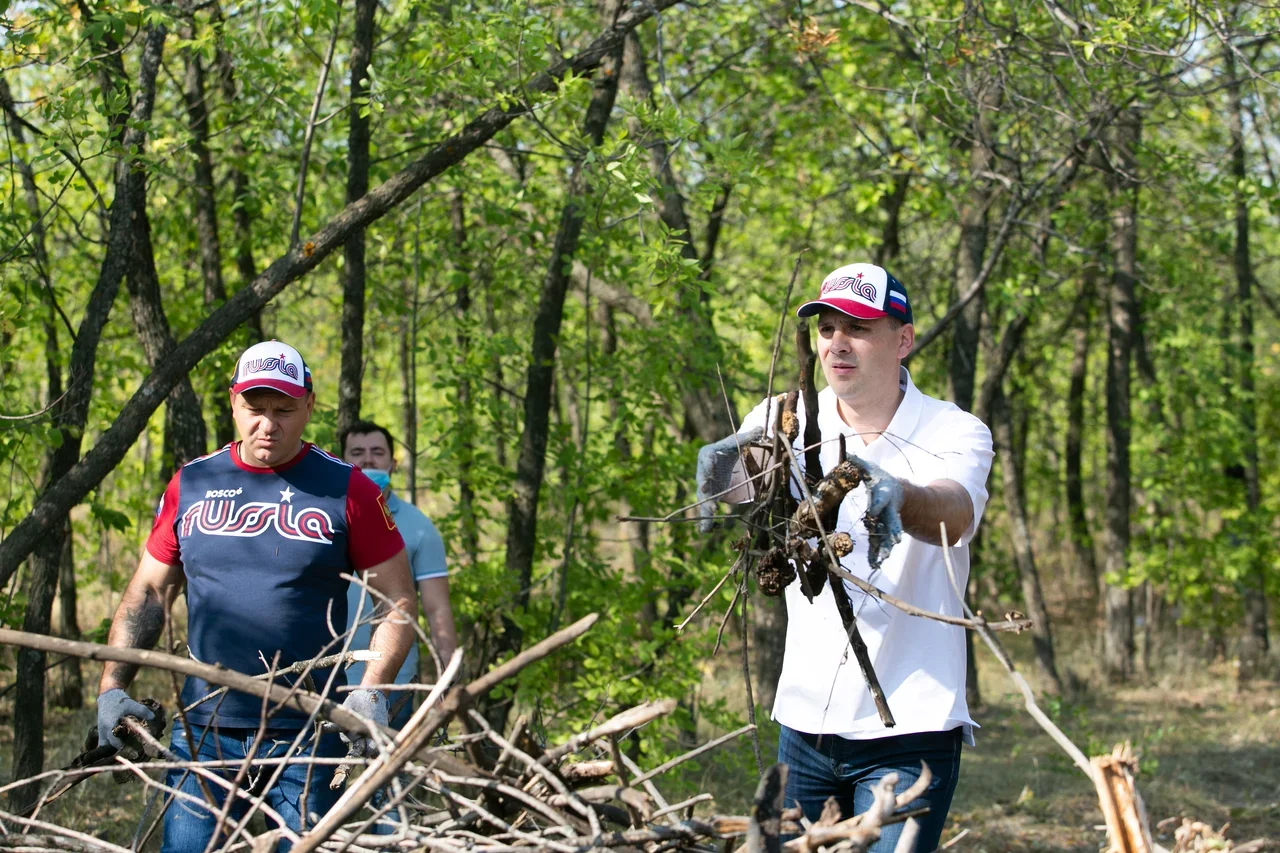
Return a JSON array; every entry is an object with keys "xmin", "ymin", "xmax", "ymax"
[{"xmin": 3, "ymin": 620, "xmax": 1276, "ymax": 851}]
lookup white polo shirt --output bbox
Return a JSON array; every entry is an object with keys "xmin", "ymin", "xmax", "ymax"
[{"xmin": 738, "ymin": 367, "xmax": 994, "ymax": 744}]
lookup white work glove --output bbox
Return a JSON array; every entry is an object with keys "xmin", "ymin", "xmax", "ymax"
[
  {"xmin": 339, "ymin": 689, "xmax": 389, "ymax": 758},
  {"xmin": 96, "ymin": 688, "xmax": 155, "ymax": 751},
  {"xmin": 844, "ymin": 454, "xmax": 903, "ymax": 570},
  {"xmin": 695, "ymin": 427, "xmax": 765, "ymax": 533}
]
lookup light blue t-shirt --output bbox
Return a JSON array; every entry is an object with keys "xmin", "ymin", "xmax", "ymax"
[{"xmin": 345, "ymin": 491, "xmax": 447, "ymax": 686}]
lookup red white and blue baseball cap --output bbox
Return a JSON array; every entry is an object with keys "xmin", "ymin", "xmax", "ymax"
[
  {"xmin": 230, "ymin": 340, "xmax": 314, "ymax": 398},
  {"xmin": 796, "ymin": 263, "xmax": 912, "ymax": 324}
]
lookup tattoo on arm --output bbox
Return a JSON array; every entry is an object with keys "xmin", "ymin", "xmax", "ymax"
[{"xmin": 100, "ymin": 588, "xmax": 167, "ymax": 691}]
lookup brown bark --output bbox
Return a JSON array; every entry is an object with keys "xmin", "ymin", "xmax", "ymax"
[
  {"xmin": 0, "ymin": 0, "xmax": 682, "ymax": 587},
  {"xmin": 127, "ymin": 172, "xmax": 208, "ymax": 476},
  {"xmin": 1227, "ymin": 54, "xmax": 1268, "ymax": 679},
  {"xmin": 180, "ymin": 21, "xmax": 235, "ymax": 447},
  {"xmin": 873, "ymin": 172, "xmax": 910, "ymax": 267},
  {"xmin": 52, "ymin": 530, "xmax": 82, "ymax": 709},
  {"xmin": 452, "ymin": 189, "xmax": 479, "ymax": 564},
  {"xmin": 210, "ymin": 8, "xmax": 265, "ymax": 342},
  {"xmin": 993, "ymin": 391, "xmax": 1064, "ymax": 696},
  {"xmin": 337, "ymin": 0, "xmax": 377, "ymax": 439},
  {"xmin": 6, "ymin": 25, "xmax": 169, "ymax": 813},
  {"xmin": 948, "ymin": 75, "xmax": 1000, "ymax": 710},
  {"xmin": 1066, "ymin": 274, "xmax": 1100, "ymax": 613},
  {"xmin": 947, "ymin": 75, "xmax": 1000, "ymax": 413},
  {"xmin": 401, "ymin": 222, "xmax": 421, "ymax": 505},
  {"xmin": 1103, "ymin": 108, "xmax": 1141, "ymax": 684},
  {"xmin": 621, "ymin": 32, "xmax": 735, "ymax": 442},
  {"xmin": 493, "ymin": 0, "xmax": 627, "ymax": 731}
]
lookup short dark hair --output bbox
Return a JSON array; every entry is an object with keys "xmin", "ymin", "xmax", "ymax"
[{"xmin": 339, "ymin": 420, "xmax": 395, "ymax": 456}]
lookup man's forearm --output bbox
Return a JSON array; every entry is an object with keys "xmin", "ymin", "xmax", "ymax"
[
  {"xmin": 419, "ymin": 577, "xmax": 458, "ymax": 668},
  {"xmin": 899, "ymin": 479, "xmax": 974, "ymax": 546},
  {"xmin": 99, "ymin": 585, "xmax": 168, "ymax": 693},
  {"xmin": 362, "ymin": 606, "xmax": 415, "ymax": 686}
]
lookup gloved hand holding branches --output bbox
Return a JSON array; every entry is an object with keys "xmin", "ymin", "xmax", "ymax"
[{"xmin": 694, "ymin": 426, "xmax": 765, "ymax": 533}]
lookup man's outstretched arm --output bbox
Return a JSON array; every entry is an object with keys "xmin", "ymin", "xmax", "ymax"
[
  {"xmin": 899, "ymin": 479, "xmax": 974, "ymax": 546},
  {"xmin": 99, "ymin": 549, "xmax": 184, "ymax": 693}
]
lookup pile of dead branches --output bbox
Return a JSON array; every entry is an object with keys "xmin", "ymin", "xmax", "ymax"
[{"xmin": 0, "ymin": 615, "xmax": 934, "ymax": 853}]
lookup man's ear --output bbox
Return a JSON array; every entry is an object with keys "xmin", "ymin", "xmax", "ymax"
[{"xmin": 898, "ymin": 323, "xmax": 915, "ymax": 360}]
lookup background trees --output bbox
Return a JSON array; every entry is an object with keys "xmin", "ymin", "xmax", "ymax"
[{"xmin": 0, "ymin": 0, "xmax": 1277, "ymax": 810}]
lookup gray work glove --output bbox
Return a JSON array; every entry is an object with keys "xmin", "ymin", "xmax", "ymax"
[
  {"xmin": 339, "ymin": 689, "xmax": 389, "ymax": 758},
  {"xmin": 695, "ymin": 426, "xmax": 765, "ymax": 533},
  {"xmin": 844, "ymin": 455, "xmax": 904, "ymax": 570},
  {"xmin": 96, "ymin": 688, "xmax": 155, "ymax": 751}
]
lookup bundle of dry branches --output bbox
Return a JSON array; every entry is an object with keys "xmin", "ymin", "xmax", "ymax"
[{"xmin": 0, "ymin": 616, "xmax": 933, "ymax": 853}]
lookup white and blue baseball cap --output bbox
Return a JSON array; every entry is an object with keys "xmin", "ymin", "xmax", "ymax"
[
  {"xmin": 230, "ymin": 340, "xmax": 314, "ymax": 398},
  {"xmin": 796, "ymin": 263, "xmax": 912, "ymax": 324}
]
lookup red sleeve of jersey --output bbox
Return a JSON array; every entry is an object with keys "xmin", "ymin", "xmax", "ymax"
[
  {"xmin": 346, "ymin": 468, "xmax": 406, "ymax": 571},
  {"xmin": 144, "ymin": 471, "xmax": 183, "ymax": 565}
]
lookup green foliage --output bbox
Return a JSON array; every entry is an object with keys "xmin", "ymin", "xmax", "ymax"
[{"xmin": 0, "ymin": 0, "xmax": 1276, "ymax": 766}]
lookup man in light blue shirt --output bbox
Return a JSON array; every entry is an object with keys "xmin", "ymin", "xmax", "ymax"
[{"xmin": 340, "ymin": 420, "xmax": 458, "ymax": 728}]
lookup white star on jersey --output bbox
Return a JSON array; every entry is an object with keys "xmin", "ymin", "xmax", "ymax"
[{"xmin": 280, "ymin": 486, "xmax": 295, "ymax": 503}]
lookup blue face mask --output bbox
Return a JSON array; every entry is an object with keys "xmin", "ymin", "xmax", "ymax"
[{"xmin": 363, "ymin": 468, "xmax": 391, "ymax": 491}]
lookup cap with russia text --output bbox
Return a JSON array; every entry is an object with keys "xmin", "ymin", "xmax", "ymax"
[
  {"xmin": 795, "ymin": 263, "xmax": 912, "ymax": 324},
  {"xmin": 230, "ymin": 341, "xmax": 314, "ymax": 398}
]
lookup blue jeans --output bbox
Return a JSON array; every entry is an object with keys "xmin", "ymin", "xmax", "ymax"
[
  {"xmin": 161, "ymin": 723, "xmax": 345, "ymax": 853},
  {"xmin": 778, "ymin": 726, "xmax": 963, "ymax": 853}
]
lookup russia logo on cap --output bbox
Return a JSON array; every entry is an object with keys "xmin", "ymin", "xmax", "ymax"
[
  {"xmin": 231, "ymin": 340, "xmax": 313, "ymax": 398},
  {"xmin": 796, "ymin": 263, "xmax": 911, "ymax": 324}
]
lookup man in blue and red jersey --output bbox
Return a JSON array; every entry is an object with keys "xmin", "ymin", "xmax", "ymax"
[{"xmin": 94, "ymin": 341, "xmax": 417, "ymax": 851}]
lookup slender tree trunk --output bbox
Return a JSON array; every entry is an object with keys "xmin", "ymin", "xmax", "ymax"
[
  {"xmin": 337, "ymin": 0, "xmax": 377, "ymax": 437},
  {"xmin": 126, "ymin": 174, "xmax": 208, "ymax": 475},
  {"xmin": 401, "ymin": 215, "xmax": 421, "ymax": 506},
  {"xmin": 874, "ymin": 171, "xmax": 910, "ymax": 268},
  {"xmin": 492, "ymin": 0, "xmax": 626, "ymax": 732},
  {"xmin": 1103, "ymin": 108, "xmax": 1141, "ymax": 684},
  {"xmin": 211, "ymin": 14, "xmax": 265, "ymax": 342},
  {"xmin": 53, "ymin": 528, "xmax": 82, "ymax": 708},
  {"xmin": 6, "ymin": 25, "xmax": 168, "ymax": 812},
  {"xmin": 1066, "ymin": 273, "xmax": 1100, "ymax": 613},
  {"xmin": 947, "ymin": 76, "xmax": 1000, "ymax": 413},
  {"xmin": 1227, "ymin": 55, "xmax": 1268, "ymax": 680},
  {"xmin": 621, "ymin": 32, "xmax": 735, "ymax": 442},
  {"xmin": 451, "ymin": 190, "xmax": 479, "ymax": 565},
  {"xmin": 948, "ymin": 77, "xmax": 999, "ymax": 710},
  {"xmin": 181, "ymin": 24, "xmax": 234, "ymax": 447},
  {"xmin": 993, "ymin": 391, "xmax": 1064, "ymax": 695}
]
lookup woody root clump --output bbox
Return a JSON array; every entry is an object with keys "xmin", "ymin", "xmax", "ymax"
[{"xmin": 0, "ymin": 615, "xmax": 933, "ymax": 853}]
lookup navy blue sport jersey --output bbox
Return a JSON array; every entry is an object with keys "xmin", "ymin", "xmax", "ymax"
[{"xmin": 147, "ymin": 442, "xmax": 405, "ymax": 729}]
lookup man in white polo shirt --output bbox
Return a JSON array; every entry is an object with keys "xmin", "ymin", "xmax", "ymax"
[{"xmin": 697, "ymin": 263, "xmax": 994, "ymax": 852}]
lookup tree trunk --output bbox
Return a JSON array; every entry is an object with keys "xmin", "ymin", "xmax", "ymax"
[
  {"xmin": 337, "ymin": 0, "xmax": 377, "ymax": 437},
  {"xmin": 52, "ymin": 529, "xmax": 82, "ymax": 709},
  {"xmin": 211, "ymin": 8, "xmax": 265, "ymax": 342},
  {"xmin": 181, "ymin": 24, "xmax": 235, "ymax": 447},
  {"xmin": 946, "ymin": 74, "xmax": 1000, "ymax": 413},
  {"xmin": 1066, "ymin": 274, "xmax": 1100, "ymax": 613},
  {"xmin": 493, "ymin": 0, "xmax": 626, "ymax": 731},
  {"xmin": 993, "ymin": 392, "xmax": 1065, "ymax": 695},
  {"xmin": 621, "ymin": 32, "xmax": 736, "ymax": 442},
  {"xmin": 1227, "ymin": 54, "xmax": 1268, "ymax": 680},
  {"xmin": 401, "ymin": 216, "xmax": 421, "ymax": 506},
  {"xmin": 5, "ymin": 24, "xmax": 168, "ymax": 812},
  {"xmin": 1102, "ymin": 108, "xmax": 1141, "ymax": 684},
  {"xmin": 451, "ymin": 189, "xmax": 479, "ymax": 565},
  {"xmin": 126, "ymin": 172, "xmax": 208, "ymax": 475},
  {"xmin": 874, "ymin": 171, "xmax": 910, "ymax": 268}
]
